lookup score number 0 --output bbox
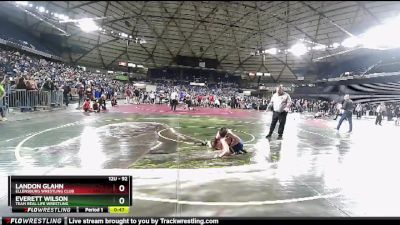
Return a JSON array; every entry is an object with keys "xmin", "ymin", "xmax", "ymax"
[
  {"xmin": 108, "ymin": 177, "xmax": 129, "ymax": 205},
  {"xmin": 118, "ymin": 184, "xmax": 126, "ymax": 205}
]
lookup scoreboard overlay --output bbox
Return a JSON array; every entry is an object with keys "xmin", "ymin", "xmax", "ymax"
[{"xmin": 8, "ymin": 176, "xmax": 132, "ymax": 213}]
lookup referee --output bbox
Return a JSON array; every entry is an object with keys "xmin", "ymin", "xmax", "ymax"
[
  {"xmin": 265, "ymin": 85, "xmax": 292, "ymax": 140},
  {"xmin": 170, "ymin": 89, "xmax": 178, "ymax": 111}
]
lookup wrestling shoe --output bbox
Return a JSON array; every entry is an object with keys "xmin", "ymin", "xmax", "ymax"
[
  {"xmin": 207, "ymin": 141, "xmax": 212, "ymax": 148},
  {"xmin": 265, "ymin": 134, "xmax": 272, "ymax": 139},
  {"xmin": 277, "ymin": 135, "xmax": 283, "ymax": 140}
]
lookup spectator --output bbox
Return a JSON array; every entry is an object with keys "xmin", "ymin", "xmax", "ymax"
[
  {"xmin": 16, "ymin": 77, "xmax": 27, "ymax": 89},
  {"xmin": 62, "ymin": 83, "xmax": 71, "ymax": 107},
  {"xmin": 336, "ymin": 94, "xmax": 354, "ymax": 133},
  {"xmin": 375, "ymin": 102, "xmax": 384, "ymax": 126},
  {"xmin": 355, "ymin": 103, "xmax": 362, "ymax": 119},
  {"xmin": 41, "ymin": 78, "xmax": 54, "ymax": 92},
  {"xmin": 0, "ymin": 74, "xmax": 7, "ymax": 121},
  {"xmin": 75, "ymin": 84, "xmax": 84, "ymax": 109}
]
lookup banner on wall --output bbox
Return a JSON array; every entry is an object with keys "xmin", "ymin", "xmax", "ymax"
[
  {"xmin": 133, "ymin": 83, "xmax": 146, "ymax": 89},
  {"xmin": 259, "ymin": 86, "xmax": 292, "ymax": 92},
  {"xmin": 190, "ymin": 82, "xmax": 206, "ymax": 86},
  {"xmin": 146, "ymin": 85, "xmax": 157, "ymax": 92},
  {"xmin": 243, "ymin": 90, "xmax": 252, "ymax": 96}
]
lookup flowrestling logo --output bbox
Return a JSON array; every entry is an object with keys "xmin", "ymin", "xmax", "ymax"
[{"xmin": 4, "ymin": 217, "xmax": 63, "ymax": 224}]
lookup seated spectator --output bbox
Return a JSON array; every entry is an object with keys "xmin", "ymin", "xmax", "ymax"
[
  {"xmin": 111, "ymin": 95, "xmax": 118, "ymax": 107},
  {"xmin": 82, "ymin": 99, "xmax": 92, "ymax": 112},
  {"xmin": 92, "ymin": 100, "xmax": 99, "ymax": 113},
  {"xmin": 98, "ymin": 94, "xmax": 107, "ymax": 111}
]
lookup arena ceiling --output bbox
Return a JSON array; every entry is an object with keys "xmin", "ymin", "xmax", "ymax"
[{"xmin": 2, "ymin": 1, "xmax": 400, "ymax": 82}]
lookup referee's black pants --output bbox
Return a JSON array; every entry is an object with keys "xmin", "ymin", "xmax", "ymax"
[
  {"xmin": 268, "ymin": 111, "xmax": 288, "ymax": 136},
  {"xmin": 375, "ymin": 113, "xmax": 382, "ymax": 125}
]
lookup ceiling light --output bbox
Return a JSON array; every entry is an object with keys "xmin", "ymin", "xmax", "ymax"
[
  {"xmin": 265, "ymin": 47, "xmax": 277, "ymax": 55},
  {"xmin": 129, "ymin": 35, "xmax": 132, "ymax": 39},
  {"xmin": 78, "ymin": 19, "xmax": 99, "ymax": 32},
  {"xmin": 358, "ymin": 18, "xmax": 400, "ymax": 50},
  {"xmin": 38, "ymin": 6, "xmax": 45, "ymax": 13},
  {"xmin": 332, "ymin": 42, "xmax": 340, "ymax": 48},
  {"xmin": 312, "ymin": 44, "xmax": 326, "ymax": 50},
  {"xmin": 342, "ymin": 36, "xmax": 361, "ymax": 48},
  {"xmin": 16, "ymin": 1, "xmax": 29, "ymax": 6},
  {"xmin": 56, "ymin": 14, "xmax": 70, "ymax": 22},
  {"xmin": 28, "ymin": 3, "xmax": 33, "ymax": 7},
  {"xmin": 45, "ymin": 10, "xmax": 49, "ymax": 13},
  {"xmin": 288, "ymin": 43, "xmax": 308, "ymax": 56}
]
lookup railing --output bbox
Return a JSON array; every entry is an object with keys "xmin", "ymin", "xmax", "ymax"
[
  {"xmin": 0, "ymin": 37, "xmax": 63, "ymax": 61},
  {"xmin": 6, "ymin": 89, "xmax": 64, "ymax": 111}
]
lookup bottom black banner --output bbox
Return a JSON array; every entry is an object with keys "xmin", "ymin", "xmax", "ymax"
[{"xmin": 2, "ymin": 217, "xmax": 400, "ymax": 225}]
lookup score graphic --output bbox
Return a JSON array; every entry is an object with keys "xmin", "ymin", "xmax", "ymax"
[{"xmin": 8, "ymin": 176, "xmax": 132, "ymax": 213}]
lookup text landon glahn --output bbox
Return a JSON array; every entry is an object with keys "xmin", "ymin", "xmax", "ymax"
[
  {"xmin": 15, "ymin": 196, "xmax": 69, "ymax": 206},
  {"xmin": 15, "ymin": 183, "xmax": 74, "ymax": 194}
]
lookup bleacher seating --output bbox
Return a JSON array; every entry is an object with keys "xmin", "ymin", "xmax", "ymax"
[
  {"xmin": 0, "ymin": 18, "xmax": 56, "ymax": 56},
  {"xmin": 367, "ymin": 60, "xmax": 400, "ymax": 74}
]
